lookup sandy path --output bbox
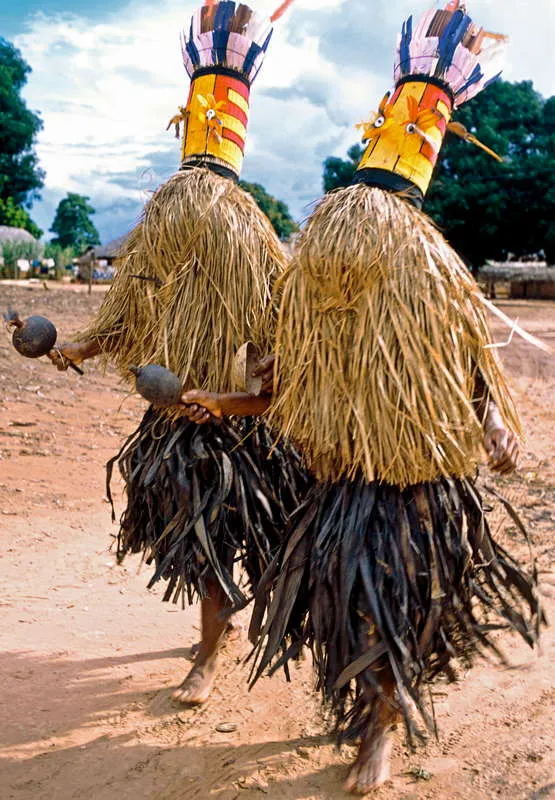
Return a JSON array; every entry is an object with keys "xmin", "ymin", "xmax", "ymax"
[{"xmin": 0, "ymin": 285, "xmax": 553, "ymax": 799}]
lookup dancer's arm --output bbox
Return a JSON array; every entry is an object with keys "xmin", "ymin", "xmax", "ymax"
[
  {"xmin": 474, "ymin": 370, "xmax": 519, "ymax": 474},
  {"xmin": 47, "ymin": 339, "xmax": 102, "ymax": 370},
  {"xmin": 181, "ymin": 354, "xmax": 276, "ymax": 423},
  {"xmin": 182, "ymin": 390, "xmax": 271, "ymax": 420}
]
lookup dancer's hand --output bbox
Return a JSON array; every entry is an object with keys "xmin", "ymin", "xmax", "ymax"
[
  {"xmin": 252, "ymin": 355, "xmax": 275, "ymax": 394},
  {"xmin": 484, "ymin": 426, "xmax": 519, "ymax": 474},
  {"xmin": 182, "ymin": 391, "xmax": 224, "ymax": 421},
  {"xmin": 47, "ymin": 342, "xmax": 89, "ymax": 371},
  {"xmin": 182, "ymin": 403, "xmax": 213, "ymax": 424},
  {"xmin": 482, "ymin": 401, "xmax": 519, "ymax": 474}
]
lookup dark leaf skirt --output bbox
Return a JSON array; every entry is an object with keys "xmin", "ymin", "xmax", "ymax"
[
  {"xmin": 107, "ymin": 407, "xmax": 311, "ymax": 610},
  {"xmin": 249, "ymin": 474, "xmax": 543, "ymax": 744}
]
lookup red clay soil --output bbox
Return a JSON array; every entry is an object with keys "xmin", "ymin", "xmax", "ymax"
[{"xmin": 0, "ymin": 283, "xmax": 553, "ymax": 800}]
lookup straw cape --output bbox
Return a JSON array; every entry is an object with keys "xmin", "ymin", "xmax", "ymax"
[
  {"xmin": 249, "ymin": 0, "xmax": 543, "ymax": 752},
  {"xmin": 74, "ymin": 0, "xmax": 307, "ymax": 609},
  {"xmin": 79, "ymin": 171, "xmax": 282, "ymax": 402},
  {"xmin": 269, "ymin": 184, "xmax": 521, "ymax": 488}
]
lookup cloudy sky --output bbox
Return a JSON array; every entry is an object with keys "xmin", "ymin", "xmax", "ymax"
[{"xmin": 4, "ymin": 0, "xmax": 554, "ymax": 243}]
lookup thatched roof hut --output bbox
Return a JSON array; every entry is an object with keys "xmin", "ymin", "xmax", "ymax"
[
  {"xmin": 77, "ymin": 234, "xmax": 127, "ymax": 264},
  {"xmin": 0, "ymin": 225, "xmax": 37, "ymax": 245},
  {"xmin": 89, "ymin": 234, "xmax": 128, "ymax": 262},
  {"xmin": 0, "ymin": 226, "xmax": 42, "ymax": 275},
  {"xmin": 478, "ymin": 261, "xmax": 555, "ymax": 300},
  {"xmin": 77, "ymin": 234, "xmax": 128, "ymax": 281}
]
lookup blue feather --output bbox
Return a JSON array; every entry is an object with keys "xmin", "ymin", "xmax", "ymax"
[
  {"xmin": 436, "ymin": 10, "xmax": 471, "ymax": 76},
  {"xmin": 483, "ymin": 71, "xmax": 502, "ymax": 90},
  {"xmin": 186, "ymin": 18, "xmax": 201, "ymax": 68},
  {"xmin": 454, "ymin": 62, "xmax": 483, "ymax": 98},
  {"xmin": 214, "ymin": 0, "xmax": 236, "ymax": 28},
  {"xmin": 212, "ymin": 2, "xmax": 235, "ymax": 64},
  {"xmin": 243, "ymin": 41, "xmax": 263, "ymax": 76},
  {"xmin": 259, "ymin": 29, "xmax": 273, "ymax": 55},
  {"xmin": 399, "ymin": 16, "xmax": 413, "ymax": 77}
]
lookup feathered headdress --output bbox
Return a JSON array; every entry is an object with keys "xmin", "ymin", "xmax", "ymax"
[
  {"xmin": 354, "ymin": 0, "xmax": 507, "ymax": 202},
  {"xmin": 395, "ymin": 0, "xmax": 506, "ymax": 105},
  {"xmin": 168, "ymin": 0, "xmax": 295, "ymax": 178}
]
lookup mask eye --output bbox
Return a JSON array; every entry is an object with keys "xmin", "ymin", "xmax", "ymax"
[
  {"xmin": 406, "ymin": 122, "xmax": 416, "ymax": 134},
  {"xmin": 206, "ymin": 109, "xmax": 216, "ymax": 121},
  {"xmin": 374, "ymin": 115, "xmax": 386, "ymax": 128}
]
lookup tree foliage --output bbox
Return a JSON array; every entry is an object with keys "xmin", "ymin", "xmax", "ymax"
[
  {"xmin": 239, "ymin": 181, "xmax": 298, "ymax": 241},
  {"xmin": 44, "ymin": 242, "xmax": 77, "ymax": 276},
  {"xmin": 0, "ymin": 38, "xmax": 44, "ymax": 208},
  {"xmin": 50, "ymin": 193, "xmax": 101, "ymax": 251},
  {"xmin": 0, "ymin": 196, "xmax": 42, "ymax": 238},
  {"xmin": 323, "ymin": 144, "xmax": 363, "ymax": 193},
  {"xmin": 426, "ymin": 80, "xmax": 555, "ymax": 266},
  {"xmin": 321, "ymin": 81, "xmax": 555, "ymax": 266}
]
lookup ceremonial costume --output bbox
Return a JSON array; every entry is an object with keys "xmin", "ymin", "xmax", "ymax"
[
  {"xmin": 250, "ymin": 1, "xmax": 542, "ymax": 747},
  {"xmin": 80, "ymin": 0, "xmax": 307, "ymax": 611}
]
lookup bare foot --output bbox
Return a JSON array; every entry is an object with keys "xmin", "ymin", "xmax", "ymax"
[
  {"xmin": 173, "ymin": 580, "xmax": 232, "ymax": 705},
  {"xmin": 189, "ymin": 619, "xmax": 241, "ymax": 658},
  {"xmin": 344, "ymin": 727, "xmax": 394, "ymax": 795},
  {"xmin": 172, "ymin": 660, "xmax": 217, "ymax": 705}
]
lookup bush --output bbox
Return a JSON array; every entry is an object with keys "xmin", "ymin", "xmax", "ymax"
[{"xmin": 0, "ymin": 238, "xmax": 44, "ymax": 277}]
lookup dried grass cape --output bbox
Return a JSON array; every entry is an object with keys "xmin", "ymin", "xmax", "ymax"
[
  {"xmin": 249, "ymin": 6, "xmax": 542, "ymax": 746},
  {"xmin": 270, "ymin": 186, "xmax": 521, "ymax": 487},
  {"xmin": 80, "ymin": 170, "xmax": 280, "ymax": 399},
  {"xmin": 97, "ymin": 173, "xmax": 308, "ymax": 609},
  {"xmin": 78, "ymin": 0, "xmax": 309, "ymax": 610}
]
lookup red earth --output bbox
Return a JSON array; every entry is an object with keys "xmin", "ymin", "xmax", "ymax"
[{"xmin": 0, "ymin": 283, "xmax": 553, "ymax": 800}]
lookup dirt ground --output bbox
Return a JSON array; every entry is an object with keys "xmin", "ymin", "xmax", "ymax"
[{"xmin": 0, "ymin": 282, "xmax": 553, "ymax": 800}]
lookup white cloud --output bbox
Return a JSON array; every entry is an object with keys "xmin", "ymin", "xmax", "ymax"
[{"xmin": 15, "ymin": 0, "xmax": 554, "ymax": 241}]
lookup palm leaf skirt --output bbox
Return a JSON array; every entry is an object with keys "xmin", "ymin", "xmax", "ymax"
[
  {"xmin": 249, "ymin": 475, "xmax": 543, "ymax": 744},
  {"xmin": 108, "ymin": 407, "xmax": 311, "ymax": 610}
]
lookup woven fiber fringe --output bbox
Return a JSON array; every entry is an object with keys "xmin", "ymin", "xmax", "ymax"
[
  {"xmin": 78, "ymin": 168, "xmax": 283, "ymax": 404},
  {"xmin": 108, "ymin": 407, "xmax": 311, "ymax": 610},
  {"xmin": 269, "ymin": 184, "xmax": 522, "ymax": 487},
  {"xmin": 249, "ymin": 475, "xmax": 542, "ymax": 745}
]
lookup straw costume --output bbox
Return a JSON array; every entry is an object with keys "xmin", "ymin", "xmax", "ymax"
[
  {"xmin": 183, "ymin": 1, "xmax": 544, "ymax": 791},
  {"xmin": 53, "ymin": 0, "xmax": 308, "ymax": 704}
]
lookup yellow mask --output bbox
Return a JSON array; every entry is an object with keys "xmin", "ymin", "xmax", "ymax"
[
  {"xmin": 356, "ymin": 79, "xmax": 453, "ymax": 198},
  {"xmin": 178, "ymin": 68, "xmax": 251, "ymax": 179}
]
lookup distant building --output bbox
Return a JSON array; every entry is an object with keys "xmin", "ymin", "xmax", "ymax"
[
  {"xmin": 478, "ymin": 261, "xmax": 555, "ymax": 300},
  {"xmin": 77, "ymin": 234, "xmax": 128, "ymax": 281},
  {"xmin": 0, "ymin": 225, "xmax": 37, "ymax": 266},
  {"xmin": 0, "ymin": 226, "xmax": 42, "ymax": 276}
]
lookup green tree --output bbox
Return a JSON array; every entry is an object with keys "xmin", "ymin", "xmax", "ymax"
[
  {"xmin": 239, "ymin": 181, "xmax": 298, "ymax": 240},
  {"xmin": 50, "ymin": 193, "xmax": 101, "ymax": 251},
  {"xmin": 322, "ymin": 144, "xmax": 363, "ymax": 193},
  {"xmin": 320, "ymin": 81, "xmax": 554, "ymax": 266},
  {"xmin": 0, "ymin": 38, "xmax": 44, "ymax": 207},
  {"xmin": 426, "ymin": 80, "xmax": 555, "ymax": 267},
  {"xmin": 0, "ymin": 196, "xmax": 42, "ymax": 238},
  {"xmin": 44, "ymin": 241, "xmax": 77, "ymax": 278}
]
